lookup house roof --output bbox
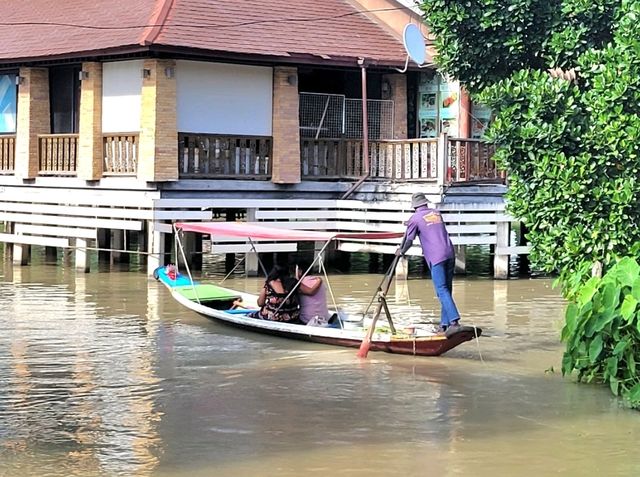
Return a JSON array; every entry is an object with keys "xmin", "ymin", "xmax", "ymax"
[{"xmin": 0, "ymin": 0, "xmax": 411, "ymax": 67}]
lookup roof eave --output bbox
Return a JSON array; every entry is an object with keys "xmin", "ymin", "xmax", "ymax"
[
  {"xmin": 149, "ymin": 44, "xmax": 427, "ymax": 71},
  {"xmin": 0, "ymin": 43, "xmax": 430, "ymax": 72},
  {"xmin": 0, "ymin": 45, "xmax": 152, "ymax": 67}
]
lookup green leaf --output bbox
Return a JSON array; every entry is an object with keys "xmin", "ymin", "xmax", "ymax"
[
  {"xmin": 610, "ymin": 376, "xmax": 620, "ymax": 396},
  {"xmin": 620, "ymin": 294, "xmax": 638, "ymax": 321},
  {"xmin": 605, "ymin": 356, "xmax": 618, "ymax": 379},
  {"xmin": 624, "ymin": 382, "xmax": 640, "ymax": 405},
  {"xmin": 613, "ymin": 339, "xmax": 629, "ymax": 356},
  {"xmin": 561, "ymin": 352, "xmax": 575, "ymax": 376},
  {"xmin": 561, "ymin": 303, "xmax": 579, "ymax": 341},
  {"xmin": 589, "ymin": 335, "xmax": 604, "ymax": 363},
  {"xmin": 578, "ymin": 277, "xmax": 600, "ymax": 305}
]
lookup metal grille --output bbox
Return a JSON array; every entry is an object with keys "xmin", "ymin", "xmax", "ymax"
[
  {"xmin": 344, "ymin": 98, "xmax": 394, "ymax": 140},
  {"xmin": 299, "ymin": 92, "xmax": 394, "ymax": 140},
  {"xmin": 299, "ymin": 92, "xmax": 345, "ymax": 139}
]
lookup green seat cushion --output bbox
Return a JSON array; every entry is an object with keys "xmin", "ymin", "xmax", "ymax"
[{"xmin": 174, "ymin": 284, "xmax": 240, "ymax": 302}]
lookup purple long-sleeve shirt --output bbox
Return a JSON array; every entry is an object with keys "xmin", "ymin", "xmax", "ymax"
[{"xmin": 399, "ymin": 205, "xmax": 454, "ymax": 266}]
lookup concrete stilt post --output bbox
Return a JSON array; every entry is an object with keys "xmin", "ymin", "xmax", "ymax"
[
  {"xmin": 97, "ymin": 228, "xmax": 111, "ymax": 263},
  {"xmin": 454, "ymin": 245, "xmax": 466, "ymax": 274},
  {"xmin": 245, "ymin": 208, "xmax": 259, "ymax": 276},
  {"xmin": 112, "ymin": 230, "xmax": 124, "ymax": 264},
  {"xmin": 12, "ymin": 244, "xmax": 29, "ymax": 266},
  {"xmin": 3, "ymin": 222, "xmax": 14, "ymax": 262},
  {"xmin": 192, "ymin": 233, "xmax": 203, "ymax": 271},
  {"xmin": 44, "ymin": 246, "xmax": 57, "ymax": 262},
  {"xmin": 75, "ymin": 238, "xmax": 90, "ymax": 273},
  {"xmin": 178, "ymin": 232, "xmax": 197, "ymax": 269},
  {"xmin": 147, "ymin": 226, "xmax": 165, "ymax": 276},
  {"xmin": 494, "ymin": 221, "xmax": 510, "ymax": 279},
  {"xmin": 138, "ymin": 228, "xmax": 148, "ymax": 267}
]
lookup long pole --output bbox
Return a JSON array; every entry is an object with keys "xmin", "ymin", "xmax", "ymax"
[
  {"xmin": 361, "ymin": 61, "xmax": 369, "ymax": 175},
  {"xmin": 357, "ymin": 254, "xmax": 399, "ymax": 358}
]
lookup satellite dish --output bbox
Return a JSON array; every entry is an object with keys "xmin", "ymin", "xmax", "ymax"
[
  {"xmin": 403, "ymin": 23, "xmax": 426, "ymax": 65},
  {"xmin": 397, "ymin": 23, "xmax": 429, "ymax": 73}
]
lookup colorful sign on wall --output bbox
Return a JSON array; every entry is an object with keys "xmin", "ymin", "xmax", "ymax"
[{"xmin": 417, "ymin": 72, "xmax": 459, "ymax": 137}]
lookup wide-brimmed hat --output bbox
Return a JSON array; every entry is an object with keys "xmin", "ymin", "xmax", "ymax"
[{"xmin": 411, "ymin": 192, "xmax": 429, "ymax": 209}]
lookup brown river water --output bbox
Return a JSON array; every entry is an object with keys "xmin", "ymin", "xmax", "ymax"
[{"xmin": 1, "ymin": 258, "xmax": 639, "ymax": 477}]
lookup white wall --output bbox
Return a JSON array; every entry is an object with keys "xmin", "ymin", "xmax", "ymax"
[
  {"xmin": 102, "ymin": 60, "xmax": 143, "ymax": 133},
  {"xmin": 176, "ymin": 61, "xmax": 273, "ymax": 136}
]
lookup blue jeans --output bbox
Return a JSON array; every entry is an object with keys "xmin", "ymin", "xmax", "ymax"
[{"xmin": 430, "ymin": 257, "xmax": 460, "ymax": 328}]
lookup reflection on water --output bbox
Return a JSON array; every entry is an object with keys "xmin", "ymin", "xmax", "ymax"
[{"xmin": 1, "ymin": 261, "xmax": 639, "ymax": 477}]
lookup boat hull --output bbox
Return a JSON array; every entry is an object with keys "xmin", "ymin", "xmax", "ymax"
[
  {"xmin": 192, "ymin": 304, "xmax": 481, "ymax": 357},
  {"xmin": 156, "ymin": 267, "xmax": 481, "ymax": 357}
]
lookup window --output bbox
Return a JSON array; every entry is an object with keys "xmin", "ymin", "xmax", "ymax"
[
  {"xmin": 49, "ymin": 66, "xmax": 81, "ymax": 134},
  {"xmin": 0, "ymin": 73, "xmax": 17, "ymax": 134}
]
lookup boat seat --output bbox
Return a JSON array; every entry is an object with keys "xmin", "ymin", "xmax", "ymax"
[{"xmin": 174, "ymin": 284, "xmax": 241, "ymax": 302}]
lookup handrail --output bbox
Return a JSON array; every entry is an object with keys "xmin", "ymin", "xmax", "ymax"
[
  {"xmin": 103, "ymin": 133, "xmax": 138, "ymax": 175},
  {"xmin": 38, "ymin": 133, "xmax": 78, "ymax": 175},
  {"xmin": 178, "ymin": 133, "xmax": 271, "ymax": 179},
  {"xmin": 0, "ymin": 134, "xmax": 16, "ymax": 173}
]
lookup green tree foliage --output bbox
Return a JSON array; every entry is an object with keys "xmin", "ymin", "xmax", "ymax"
[{"xmin": 419, "ymin": 0, "xmax": 640, "ymax": 407}]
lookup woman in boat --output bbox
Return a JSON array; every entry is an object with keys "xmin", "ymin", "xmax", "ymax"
[
  {"xmin": 295, "ymin": 260, "xmax": 331, "ymax": 326},
  {"xmin": 252, "ymin": 264, "xmax": 316, "ymax": 323}
]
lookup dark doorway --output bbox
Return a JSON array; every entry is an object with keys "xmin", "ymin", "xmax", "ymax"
[{"xmin": 49, "ymin": 65, "xmax": 81, "ymax": 134}]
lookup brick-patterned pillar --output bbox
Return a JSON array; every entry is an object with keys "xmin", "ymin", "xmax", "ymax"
[
  {"xmin": 271, "ymin": 67, "xmax": 300, "ymax": 184},
  {"xmin": 77, "ymin": 62, "xmax": 103, "ymax": 181},
  {"xmin": 15, "ymin": 68, "xmax": 50, "ymax": 179},
  {"xmin": 138, "ymin": 59, "xmax": 178, "ymax": 182},
  {"xmin": 383, "ymin": 74, "xmax": 408, "ymax": 139}
]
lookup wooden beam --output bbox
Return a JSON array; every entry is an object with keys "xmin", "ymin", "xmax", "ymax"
[
  {"xmin": 0, "ymin": 212, "xmax": 142, "ymax": 230},
  {"xmin": 153, "ymin": 210, "xmax": 213, "ymax": 220},
  {"xmin": 0, "ymin": 233, "xmax": 69, "ymax": 247},
  {"xmin": 151, "ymin": 222, "xmax": 173, "ymax": 233},
  {"xmin": 496, "ymin": 246, "xmax": 531, "ymax": 255},
  {"xmin": 15, "ymin": 224, "xmax": 97, "ymax": 239},
  {"xmin": 0, "ymin": 186, "xmax": 158, "ymax": 206}
]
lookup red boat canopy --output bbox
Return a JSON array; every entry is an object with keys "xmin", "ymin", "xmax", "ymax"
[{"xmin": 175, "ymin": 222, "xmax": 404, "ymax": 241}]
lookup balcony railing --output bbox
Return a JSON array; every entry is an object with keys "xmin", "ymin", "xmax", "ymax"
[
  {"xmin": 447, "ymin": 137, "xmax": 500, "ymax": 182},
  {"xmin": 301, "ymin": 136, "xmax": 500, "ymax": 183},
  {"xmin": 104, "ymin": 133, "xmax": 138, "ymax": 175},
  {"xmin": 38, "ymin": 134, "xmax": 78, "ymax": 176},
  {"xmin": 0, "ymin": 134, "xmax": 15, "ymax": 174},
  {"xmin": 301, "ymin": 138, "xmax": 439, "ymax": 181},
  {"xmin": 178, "ymin": 133, "xmax": 271, "ymax": 179}
]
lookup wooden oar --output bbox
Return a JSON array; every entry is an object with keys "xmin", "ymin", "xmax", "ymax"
[{"xmin": 357, "ymin": 254, "xmax": 400, "ymax": 358}]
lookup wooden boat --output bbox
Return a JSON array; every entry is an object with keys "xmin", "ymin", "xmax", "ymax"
[{"xmin": 155, "ymin": 222, "xmax": 482, "ymax": 357}]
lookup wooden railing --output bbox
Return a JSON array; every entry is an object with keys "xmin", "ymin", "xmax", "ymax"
[
  {"xmin": 300, "ymin": 136, "xmax": 501, "ymax": 183},
  {"xmin": 301, "ymin": 138, "xmax": 440, "ymax": 181},
  {"xmin": 38, "ymin": 134, "xmax": 78, "ymax": 175},
  {"xmin": 0, "ymin": 134, "xmax": 15, "ymax": 174},
  {"xmin": 178, "ymin": 133, "xmax": 271, "ymax": 179},
  {"xmin": 104, "ymin": 133, "xmax": 138, "ymax": 175},
  {"xmin": 370, "ymin": 139, "xmax": 438, "ymax": 181},
  {"xmin": 447, "ymin": 137, "xmax": 500, "ymax": 182}
]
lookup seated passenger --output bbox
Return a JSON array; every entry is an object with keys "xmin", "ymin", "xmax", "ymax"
[
  {"xmin": 252, "ymin": 265, "xmax": 308, "ymax": 323},
  {"xmin": 295, "ymin": 261, "xmax": 331, "ymax": 326}
]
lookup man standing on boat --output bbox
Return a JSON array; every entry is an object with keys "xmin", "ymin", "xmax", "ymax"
[{"xmin": 396, "ymin": 193, "xmax": 462, "ymax": 335}]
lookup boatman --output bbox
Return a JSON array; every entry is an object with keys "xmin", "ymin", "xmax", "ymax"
[{"xmin": 395, "ymin": 192, "xmax": 462, "ymax": 336}]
